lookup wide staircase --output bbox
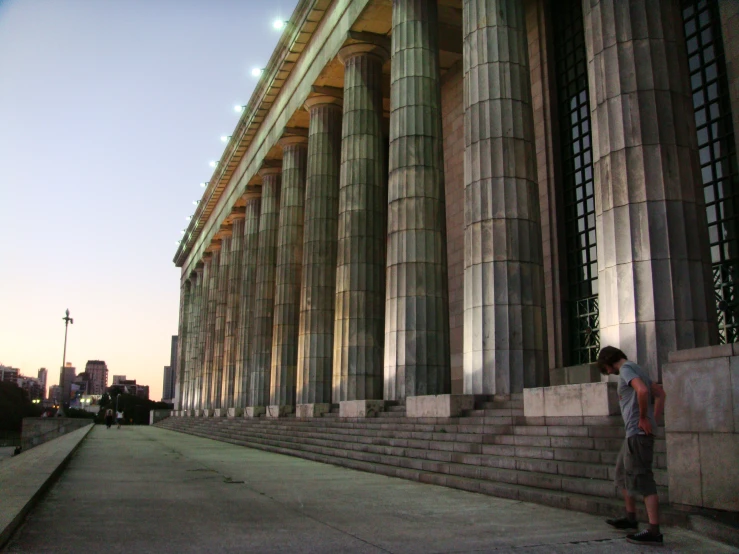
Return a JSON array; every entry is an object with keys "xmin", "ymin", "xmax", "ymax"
[{"xmin": 157, "ymin": 395, "xmax": 680, "ymax": 523}]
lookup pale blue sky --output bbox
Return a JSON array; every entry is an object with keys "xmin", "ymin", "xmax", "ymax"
[{"xmin": 0, "ymin": 0, "xmax": 298, "ymax": 400}]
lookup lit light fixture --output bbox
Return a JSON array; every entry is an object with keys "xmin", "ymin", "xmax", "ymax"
[
  {"xmin": 273, "ymin": 19, "xmax": 288, "ymax": 30},
  {"xmin": 181, "ymin": 229, "xmax": 186, "ymax": 235},
  {"xmin": 220, "ymin": 135, "xmax": 231, "ymax": 142},
  {"xmin": 234, "ymin": 105, "xmax": 245, "ymax": 113},
  {"xmin": 209, "ymin": 160, "xmax": 218, "ymax": 168},
  {"xmin": 186, "ymin": 215, "xmax": 192, "ymax": 221},
  {"xmin": 200, "ymin": 181, "xmax": 209, "ymax": 188},
  {"xmin": 192, "ymin": 200, "xmax": 200, "ymax": 206},
  {"xmin": 175, "ymin": 240, "xmax": 181, "ymax": 245},
  {"xmin": 251, "ymin": 67, "xmax": 264, "ymax": 77}
]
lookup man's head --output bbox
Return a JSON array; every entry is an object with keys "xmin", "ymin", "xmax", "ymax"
[{"xmin": 597, "ymin": 346, "xmax": 628, "ymax": 375}]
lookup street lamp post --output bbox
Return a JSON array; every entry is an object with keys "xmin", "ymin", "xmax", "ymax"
[{"xmin": 58, "ymin": 309, "xmax": 73, "ymax": 417}]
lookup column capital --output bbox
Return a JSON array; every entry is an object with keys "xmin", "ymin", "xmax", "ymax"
[
  {"xmin": 206, "ymin": 239, "xmax": 222, "ymax": 252},
  {"xmin": 229, "ymin": 207, "xmax": 247, "ymax": 221},
  {"xmin": 278, "ymin": 134, "xmax": 309, "ymax": 148},
  {"xmin": 258, "ymin": 163, "xmax": 282, "ymax": 178},
  {"xmin": 338, "ymin": 42, "xmax": 389, "ymax": 65}
]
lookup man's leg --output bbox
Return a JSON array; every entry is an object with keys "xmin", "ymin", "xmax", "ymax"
[
  {"xmin": 625, "ymin": 436, "xmax": 662, "ymax": 545},
  {"xmin": 606, "ymin": 439, "xmax": 638, "ymax": 529},
  {"xmin": 644, "ymin": 493, "xmax": 659, "ymax": 527}
]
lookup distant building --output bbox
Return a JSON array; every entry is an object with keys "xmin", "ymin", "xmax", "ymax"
[
  {"xmin": 162, "ymin": 336, "xmax": 178, "ymax": 402},
  {"xmin": 109, "ymin": 378, "xmax": 149, "ymax": 400},
  {"xmin": 61, "ymin": 363, "xmax": 76, "ymax": 399},
  {"xmin": 37, "ymin": 368, "xmax": 48, "ymax": 399},
  {"xmin": 112, "ymin": 375, "xmax": 127, "ymax": 385},
  {"xmin": 49, "ymin": 385, "xmax": 61, "ymax": 405},
  {"xmin": 73, "ymin": 372, "xmax": 91, "ymax": 395},
  {"xmin": 17, "ymin": 376, "xmax": 43, "ymax": 401},
  {"xmin": 84, "ymin": 360, "xmax": 108, "ymax": 395},
  {"xmin": 0, "ymin": 366, "xmax": 19, "ymax": 383}
]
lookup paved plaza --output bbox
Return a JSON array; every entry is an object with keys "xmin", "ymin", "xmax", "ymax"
[{"xmin": 3, "ymin": 425, "xmax": 736, "ymax": 553}]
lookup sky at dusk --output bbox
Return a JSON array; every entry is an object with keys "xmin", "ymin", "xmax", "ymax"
[{"xmin": 0, "ymin": 0, "xmax": 298, "ymax": 401}]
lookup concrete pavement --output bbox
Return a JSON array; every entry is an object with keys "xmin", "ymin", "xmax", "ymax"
[{"xmin": 4, "ymin": 425, "xmax": 737, "ymax": 553}]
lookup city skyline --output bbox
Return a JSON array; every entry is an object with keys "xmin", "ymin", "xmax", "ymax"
[{"xmin": 0, "ymin": 0, "xmax": 298, "ymax": 401}]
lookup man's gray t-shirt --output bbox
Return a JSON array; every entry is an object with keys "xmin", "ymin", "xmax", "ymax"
[{"xmin": 618, "ymin": 361, "xmax": 656, "ymax": 438}]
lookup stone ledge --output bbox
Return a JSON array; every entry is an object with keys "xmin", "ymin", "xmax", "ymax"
[
  {"xmin": 406, "ymin": 394, "xmax": 474, "ymax": 418},
  {"xmin": 523, "ymin": 383, "xmax": 619, "ymax": 417},
  {"xmin": 296, "ymin": 403, "xmax": 331, "ymax": 418},
  {"xmin": 668, "ymin": 344, "xmax": 738, "ymax": 363},
  {"xmin": 227, "ymin": 408, "xmax": 244, "ymax": 418},
  {"xmin": 213, "ymin": 409, "xmax": 227, "ymax": 417},
  {"xmin": 339, "ymin": 400, "xmax": 385, "ymax": 418},
  {"xmin": 0, "ymin": 423, "xmax": 93, "ymax": 549}
]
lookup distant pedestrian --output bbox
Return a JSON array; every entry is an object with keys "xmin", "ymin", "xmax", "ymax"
[
  {"xmin": 105, "ymin": 409, "xmax": 114, "ymax": 429},
  {"xmin": 597, "ymin": 346, "xmax": 666, "ymax": 546},
  {"xmin": 116, "ymin": 410, "xmax": 124, "ymax": 429}
]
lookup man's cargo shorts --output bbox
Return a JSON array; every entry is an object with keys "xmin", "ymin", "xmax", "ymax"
[{"xmin": 614, "ymin": 434, "xmax": 657, "ymax": 497}]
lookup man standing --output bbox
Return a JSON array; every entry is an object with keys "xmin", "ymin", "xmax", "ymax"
[{"xmin": 597, "ymin": 346, "xmax": 666, "ymax": 546}]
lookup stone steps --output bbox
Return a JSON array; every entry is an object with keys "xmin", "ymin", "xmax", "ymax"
[{"xmin": 157, "ymin": 416, "xmax": 683, "ymax": 525}]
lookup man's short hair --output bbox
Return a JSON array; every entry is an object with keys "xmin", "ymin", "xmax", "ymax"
[{"xmin": 597, "ymin": 346, "xmax": 628, "ymax": 374}]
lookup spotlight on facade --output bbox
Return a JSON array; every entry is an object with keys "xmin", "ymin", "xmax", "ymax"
[
  {"xmin": 220, "ymin": 135, "xmax": 231, "ymax": 142},
  {"xmin": 192, "ymin": 200, "xmax": 200, "ymax": 206},
  {"xmin": 200, "ymin": 182, "xmax": 208, "ymax": 188},
  {"xmin": 234, "ymin": 105, "xmax": 245, "ymax": 113},
  {"xmin": 273, "ymin": 19, "xmax": 288, "ymax": 30},
  {"xmin": 251, "ymin": 67, "xmax": 264, "ymax": 77},
  {"xmin": 186, "ymin": 216, "xmax": 192, "ymax": 221},
  {"xmin": 209, "ymin": 161, "xmax": 218, "ymax": 168}
]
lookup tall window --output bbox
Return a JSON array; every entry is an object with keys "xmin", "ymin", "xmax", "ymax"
[
  {"xmin": 553, "ymin": 0, "xmax": 598, "ymax": 363},
  {"xmin": 683, "ymin": 0, "xmax": 739, "ymax": 343}
]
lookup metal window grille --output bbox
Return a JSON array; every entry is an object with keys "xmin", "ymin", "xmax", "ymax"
[
  {"xmin": 683, "ymin": 0, "xmax": 739, "ymax": 343},
  {"xmin": 553, "ymin": 0, "xmax": 599, "ymax": 364}
]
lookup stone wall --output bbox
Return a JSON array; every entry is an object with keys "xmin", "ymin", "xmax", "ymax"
[
  {"xmin": 663, "ymin": 345, "xmax": 739, "ymax": 512},
  {"xmin": 441, "ymin": 60, "xmax": 465, "ymax": 395},
  {"xmin": 150, "ymin": 410, "xmax": 171, "ymax": 425},
  {"xmin": 21, "ymin": 418, "xmax": 93, "ymax": 452}
]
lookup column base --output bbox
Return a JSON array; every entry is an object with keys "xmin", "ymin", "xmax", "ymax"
[
  {"xmin": 202, "ymin": 409, "xmax": 214, "ymax": 417},
  {"xmin": 296, "ymin": 403, "xmax": 331, "ymax": 418},
  {"xmin": 245, "ymin": 406, "xmax": 266, "ymax": 418},
  {"xmin": 227, "ymin": 407, "xmax": 244, "ymax": 418},
  {"xmin": 266, "ymin": 405, "xmax": 294, "ymax": 418},
  {"xmin": 213, "ymin": 409, "xmax": 227, "ymax": 417},
  {"xmin": 406, "ymin": 394, "xmax": 475, "ymax": 418},
  {"xmin": 523, "ymin": 383, "xmax": 619, "ymax": 417},
  {"xmin": 339, "ymin": 400, "xmax": 385, "ymax": 418}
]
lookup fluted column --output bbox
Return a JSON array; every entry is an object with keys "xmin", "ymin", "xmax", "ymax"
[
  {"xmin": 333, "ymin": 44, "xmax": 388, "ymax": 402},
  {"xmin": 174, "ymin": 279, "xmax": 189, "ymax": 411},
  {"xmin": 582, "ymin": 0, "xmax": 716, "ymax": 379},
  {"xmin": 184, "ymin": 270, "xmax": 199, "ymax": 411},
  {"xmin": 384, "ymin": 0, "xmax": 450, "ymax": 401},
  {"xmin": 186, "ymin": 267, "xmax": 201, "ymax": 411},
  {"xmin": 212, "ymin": 235, "xmax": 231, "ymax": 411},
  {"xmin": 222, "ymin": 215, "xmax": 244, "ymax": 412},
  {"xmin": 195, "ymin": 259, "xmax": 211, "ymax": 411},
  {"xmin": 462, "ymin": 0, "xmax": 547, "ymax": 395},
  {"xmin": 248, "ymin": 168, "xmax": 282, "ymax": 411},
  {"xmin": 270, "ymin": 138, "xmax": 308, "ymax": 412},
  {"xmin": 202, "ymin": 247, "xmax": 221, "ymax": 412},
  {"xmin": 297, "ymin": 96, "xmax": 343, "ymax": 406},
  {"xmin": 235, "ymin": 197, "xmax": 262, "ymax": 410}
]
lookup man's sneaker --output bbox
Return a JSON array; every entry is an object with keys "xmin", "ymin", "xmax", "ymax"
[
  {"xmin": 606, "ymin": 517, "xmax": 638, "ymax": 530},
  {"xmin": 626, "ymin": 529, "xmax": 664, "ymax": 546}
]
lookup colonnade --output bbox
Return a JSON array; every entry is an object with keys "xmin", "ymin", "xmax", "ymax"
[{"xmin": 176, "ymin": 0, "xmax": 716, "ymax": 414}]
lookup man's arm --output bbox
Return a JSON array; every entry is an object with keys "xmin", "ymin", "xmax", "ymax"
[
  {"xmin": 629, "ymin": 377, "xmax": 652, "ymax": 435},
  {"xmin": 651, "ymin": 382, "xmax": 666, "ymax": 425}
]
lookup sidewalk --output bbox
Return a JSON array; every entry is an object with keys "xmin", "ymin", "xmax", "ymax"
[{"xmin": 4, "ymin": 425, "xmax": 737, "ymax": 553}]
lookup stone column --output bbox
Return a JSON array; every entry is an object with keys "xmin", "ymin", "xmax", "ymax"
[
  {"xmin": 269, "ymin": 138, "xmax": 308, "ymax": 416},
  {"xmin": 202, "ymin": 247, "xmax": 221, "ymax": 414},
  {"xmin": 222, "ymin": 214, "xmax": 245, "ymax": 415},
  {"xmin": 384, "ymin": 0, "xmax": 451, "ymax": 402},
  {"xmin": 582, "ymin": 0, "xmax": 716, "ymax": 379},
  {"xmin": 248, "ymin": 168, "xmax": 282, "ymax": 415},
  {"xmin": 462, "ymin": 0, "xmax": 547, "ymax": 395},
  {"xmin": 183, "ymin": 271, "xmax": 198, "ymax": 412},
  {"xmin": 174, "ymin": 279, "xmax": 189, "ymax": 411},
  {"xmin": 296, "ymin": 94, "xmax": 343, "ymax": 416},
  {"xmin": 333, "ymin": 43, "xmax": 388, "ymax": 403},
  {"xmin": 212, "ymin": 234, "xmax": 231, "ymax": 413},
  {"xmin": 188, "ymin": 265, "xmax": 204, "ymax": 412},
  {"xmin": 235, "ymin": 197, "xmax": 262, "ymax": 411},
  {"xmin": 196, "ymin": 258, "xmax": 211, "ymax": 412},
  {"xmin": 719, "ymin": 1, "xmax": 739, "ymax": 151}
]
